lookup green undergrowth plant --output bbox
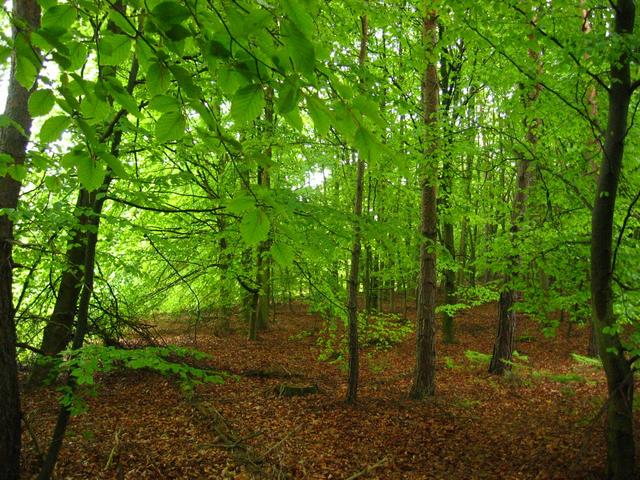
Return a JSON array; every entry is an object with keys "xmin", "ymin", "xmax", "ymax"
[
  {"xmin": 360, "ymin": 312, "xmax": 413, "ymax": 349},
  {"xmin": 317, "ymin": 312, "xmax": 412, "ymax": 363},
  {"xmin": 53, "ymin": 345, "xmax": 226, "ymax": 414},
  {"xmin": 437, "ymin": 284, "xmax": 499, "ymax": 317},
  {"xmin": 464, "ymin": 349, "xmax": 593, "ymax": 387}
]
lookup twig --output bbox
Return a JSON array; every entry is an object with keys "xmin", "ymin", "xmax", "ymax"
[
  {"xmin": 346, "ymin": 457, "xmax": 388, "ymax": 480},
  {"xmin": 216, "ymin": 430, "xmax": 265, "ymax": 449},
  {"xmin": 261, "ymin": 425, "xmax": 302, "ymax": 458},
  {"xmin": 22, "ymin": 413, "xmax": 44, "ymax": 463},
  {"xmin": 16, "ymin": 341, "xmax": 46, "ymax": 355},
  {"xmin": 104, "ymin": 427, "xmax": 122, "ymax": 470}
]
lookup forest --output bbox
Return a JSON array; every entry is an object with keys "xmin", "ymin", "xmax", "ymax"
[{"xmin": 0, "ymin": 0, "xmax": 639, "ymax": 478}]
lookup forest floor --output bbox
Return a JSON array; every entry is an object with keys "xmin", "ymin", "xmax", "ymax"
[{"xmin": 20, "ymin": 302, "xmax": 640, "ymax": 479}]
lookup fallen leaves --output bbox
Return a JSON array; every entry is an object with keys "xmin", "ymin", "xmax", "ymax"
[{"xmin": 20, "ymin": 303, "xmax": 640, "ymax": 479}]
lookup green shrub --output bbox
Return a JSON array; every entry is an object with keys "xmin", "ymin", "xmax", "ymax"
[{"xmin": 55, "ymin": 345, "xmax": 225, "ymax": 414}]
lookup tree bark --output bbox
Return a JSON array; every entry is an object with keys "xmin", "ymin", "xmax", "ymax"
[
  {"xmin": 346, "ymin": 15, "xmax": 369, "ymax": 404},
  {"xmin": 489, "ymin": 28, "xmax": 542, "ymax": 375},
  {"xmin": 37, "ymin": 202, "xmax": 100, "ymax": 480},
  {"xmin": 410, "ymin": 9, "xmax": 439, "ymax": 399},
  {"xmin": 255, "ymin": 88, "xmax": 274, "ymax": 332},
  {"xmin": 0, "ymin": 1, "xmax": 40, "ymax": 478},
  {"xmin": 590, "ymin": 2, "xmax": 636, "ymax": 478},
  {"xmin": 31, "ymin": 53, "xmax": 139, "ymax": 384}
]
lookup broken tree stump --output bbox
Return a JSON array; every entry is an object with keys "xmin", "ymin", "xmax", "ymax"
[{"xmin": 274, "ymin": 383, "xmax": 319, "ymax": 397}]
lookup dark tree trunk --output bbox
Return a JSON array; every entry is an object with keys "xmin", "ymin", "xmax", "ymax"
[
  {"xmin": 489, "ymin": 31, "xmax": 541, "ymax": 375},
  {"xmin": 410, "ymin": 10, "xmax": 438, "ymax": 400},
  {"xmin": 346, "ymin": 152, "xmax": 365, "ymax": 404},
  {"xmin": 29, "ymin": 189, "xmax": 104, "ymax": 385},
  {"xmin": 346, "ymin": 15, "xmax": 368, "ymax": 405},
  {"xmin": 590, "ymin": 2, "xmax": 636, "ymax": 478},
  {"xmin": 31, "ymin": 53, "xmax": 139, "ymax": 385},
  {"xmin": 0, "ymin": 1, "xmax": 40, "ymax": 478},
  {"xmin": 488, "ymin": 291, "xmax": 515, "ymax": 374},
  {"xmin": 37, "ymin": 205, "xmax": 100, "ymax": 480},
  {"xmin": 255, "ymin": 88, "xmax": 274, "ymax": 332},
  {"xmin": 442, "ymin": 221, "xmax": 456, "ymax": 343}
]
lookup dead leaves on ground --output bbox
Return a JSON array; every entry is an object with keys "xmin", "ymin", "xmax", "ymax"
[{"xmin": 21, "ymin": 304, "xmax": 639, "ymax": 479}]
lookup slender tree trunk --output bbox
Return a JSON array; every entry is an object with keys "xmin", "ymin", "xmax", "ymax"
[
  {"xmin": 591, "ymin": 2, "xmax": 636, "ymax": 478},
  {"xmin": 0, "ymin": 2, "xmax": 40, "ymax": 478},
  {"xmin": 255, "ymin": 88, "xmax": 274, "ymax": 332},
  {"xmin": 37, "ymin": 208, "xmax": 100, "ymax": 480},
  {"xmin": 346, "ymin": 15, "xmax": 368, "ymax": 405},
  {"xmin": 580, "ymin": 3, "xmax": 601, "ymax": 360},
  {"xmin": 31, "ymin": 53, "xmax": 139, "ymax": 384},
  {"xmin": 29, "ymin": 188, "xmax": 106, "ymax": 384},
  {"xmin": 489, "ymin": 29, "xmax": 542, "ymax": 375},
  {"xmin": 410, "ymin": 9, "xmax": 439, "ymax": 400},
  {"xmin": 442, "ymin": 221, "xmax": 455, "ymax": 343}
]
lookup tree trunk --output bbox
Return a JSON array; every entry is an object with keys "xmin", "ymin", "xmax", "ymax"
[
  {"xmin": 255, "ymin": 88, "xmax": 274, "ymax": 332},
  {"xmin": 346, "ymin": 15, "xmax": 368, "ymax": 405},
  {"xmin": 38, "ymin": 203, "xmax": 100, "ymax": 480},
  {"xmin": 0, "ymin": 1, "xmax": 40, "ymax": 478},
  {"xmin": 442, "ymin": 221, "xmax": 455, "ymax": 344},
  {"xmin": 31, "ymin": 52, "xmax": 139, "ymax": 384},
  {"xmin": 29, "ymin": 188, "xmax": 105, "ymax": 384},
  {"xmin": 410, "ymin": 9, "xmax": 438, "ymax": 400},
  {"xmin": 489, "ymin": 28, "xmax": 542, "ymax": 375},
  {"xmin": 590, "ymin": 2, "xmax": 636, "ymax": 478}
]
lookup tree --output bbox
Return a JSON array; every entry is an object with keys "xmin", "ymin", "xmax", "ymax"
[
  {"xmin": 0, "ymin": 1, "xmax": 40, "ymax": 478},
  {"xmin": 410, "ymin": 7, "xmax": 439, "ymax": 400},
  {"xmin": 488, "ymin": 16, "xmax": 542, "ymax": 375},
  {"xmin": 346, "ymin": 14, "xmax": 369, "ymax": 405},
  {"xmin": 590, "ymin": 1, "xmax": 637, "ymax": 478}
]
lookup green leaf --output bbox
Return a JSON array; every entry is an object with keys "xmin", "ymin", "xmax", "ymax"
[
  {"xmin": 99, "ymin": 33, "xmax": 132, "ymax": 66},
  {"xmin": 353, "ymin": 95, "xmax": 385, "ymax": 128},
  {"xmin": 108, "ymin": 9, "xmax": 137, "ymax": 36},
  {"xmin": 7, "ymin": 164, "xmax": 27, "ymax": 181},
  {"xmin": 98, "ymin": 150, "xmax": 128, "ymax": 178},
  {"xmin": 283, "ymin": 21, "xmax": 315, "ymax": 77},
  {"xmin": 164, "ymin": 24, "xmax": 191, "ymax": 42},
  {"xmin": 39, "ymin": 115, "xmax": 71, "ymax": 144},
  {"xmin": 156, "ymin": 111, "xmax": 186, "ymax": 143},
  {"xmin": 44, "ymin": 175, "xmax": 61, "ymax": 191},
  {"xmin": 42, "ymin": 4, "xmax": 77, "ymax": 32},
  {"xmin": 76, "ymin": 154, "xmax": 107, "ymax": 192},
  {"xmin": 28, "ymin": 89, "xmax": 56, "ymax": 117},
  {"xmin": 205, "ymin": 38, "xmax": 231, "ymax": 60},
  {"xmin": 104, "ymin": 78, "xmax": 140, "ymax": 117},
  {"xmin": 80, "ymin": 94, "xmax": 112, "ymax": 124},
  {"xmin": 282, "ymin": 0, "xmax": 314, "ymax": 33},
  {"xmin": 240, "ymin": 208, "xmax": 270, "ymax": 246},
  {"xmin": 15, "ymin": 34, "xmax": 39, "ymax": 89},
  {"xmin": 147, "ymin": 62, "xmax": 171, "ymax": 96},
  {"xmin": 306, "ymin": 95, "xmax": 331, "ymax": 136},
  {"xmin": 226, "ymin": 195, "xmax": 255, "ymax": 214},
  {"xmin": 353, "ymin": 126, "xmax": 378, "ymax": 161},
  {"xmin": 169, "ymin": 65, "xmax": 202, "ymax": 98},
  {"xmin": 276, "ymin": 79, "xmax": 300, "ymax": 115},
  {"xmin": 271, "ymin": 242, "xmax": 294, "ymax": 267},
  {"xmin": 218, "ymin": 67, "xmax": 244, "ymax": 96},
  {"xmin": 231, "ymin": 84, "xmax": 265, "ymax": 124},
  {"xmin": 283, "ymin": 107, "xmax": 303, "ymax": 131},
  {"xmin": 149, "ymin": 95, "xmax": 181, "ymax": 113},
  {"xmin": 151, "ymin": 1, "xmax": 190, "ymax": 25}
]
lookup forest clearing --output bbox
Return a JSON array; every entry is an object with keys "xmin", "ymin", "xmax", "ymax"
[
  {"xmin": 1, "ymin": 0, "xmax": 640, "ymax": 479},
  {"xmin": 20, "ymin": 302, "xmax": 638, "ymax": 479}
]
